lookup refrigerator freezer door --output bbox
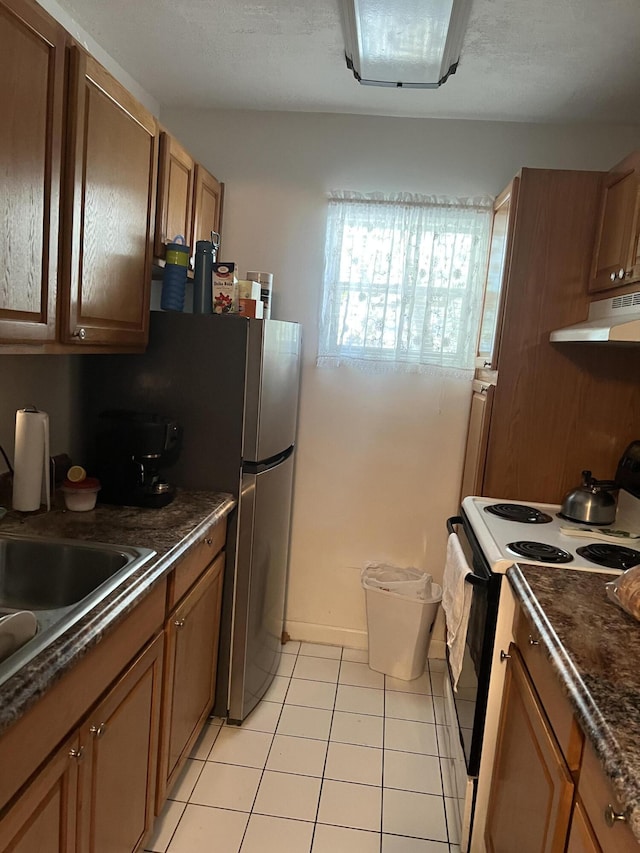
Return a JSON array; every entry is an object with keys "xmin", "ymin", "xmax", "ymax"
[
  {"xmin": 228, "ymin": 451, "xmax": 295, "ymax": 722},
  {"xmin": 243, "ymin": 320, "xmax": 301, "ymax": 463}
]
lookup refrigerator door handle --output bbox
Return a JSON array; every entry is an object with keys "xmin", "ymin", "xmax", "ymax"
[{"xmin": 244, "ymin": 445, "xmax": 294, "ymax": 474}]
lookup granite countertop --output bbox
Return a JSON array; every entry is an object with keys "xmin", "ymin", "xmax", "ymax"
[
  {"xmin": 508, "ymin": 564, "xmax": 640, "ymax": 842},
  {"xmin": 0, "ymin": 489, "xmax": 235, "ymax": 735}
]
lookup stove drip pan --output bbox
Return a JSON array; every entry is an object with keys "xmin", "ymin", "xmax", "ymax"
[
  {"xmin": 576, "ymin": 544, "xmax": 640, "ymax": 571},
  {"xmin": 507, "ymin": 541, "xmax": 574, "ymax": 563},
  {"xmin": 485, "ymin": 503, "xmax": 553, "ymax": 524}
]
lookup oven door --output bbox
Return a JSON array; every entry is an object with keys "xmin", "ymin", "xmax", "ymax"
[{"xmin": 443, "ymin": 514, "xmax": 501, "ymax": 850}]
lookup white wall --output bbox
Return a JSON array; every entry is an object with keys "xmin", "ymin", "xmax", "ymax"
[{"xmin": 160, "ymin": 109, "xmax": 639, "ymax": 648}]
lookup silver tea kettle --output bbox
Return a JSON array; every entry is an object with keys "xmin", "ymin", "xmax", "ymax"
[{"xmin": 560, "ymin": 470, "xmax": 618, "ymax": 525}]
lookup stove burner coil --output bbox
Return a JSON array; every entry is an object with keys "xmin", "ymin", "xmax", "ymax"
[
  {"xmin": 485, "ymin": 503, "xmax": 553, "ymax": 524},
  {"xmin": 507, "ymin": 541, "xmax": 574, "ymax": 564},
  {"xmin": 576, "ymin": 544, "xmax": 640, "ymax": 571}
]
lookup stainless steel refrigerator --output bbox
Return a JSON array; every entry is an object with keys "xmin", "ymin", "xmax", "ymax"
[{"xmin": 82, "ymin": 311, "xmax": 301, "ymax": 722}]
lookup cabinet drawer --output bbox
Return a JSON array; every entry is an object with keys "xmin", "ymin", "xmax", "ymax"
[
  {"xmin": 168, "ymin": 519, "xmax": 226, "ymax": 609},
  {"xmin": 578, "ymin": 739, "xmax": 638, "ymax": 852},
  {"xmin": 516, "ymin": 613, "xmax": 584, "ymax": 772}
]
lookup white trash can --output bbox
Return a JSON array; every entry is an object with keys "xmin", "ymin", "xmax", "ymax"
[{"xmin": 362, "ymin": 563, "xmax": 442, "ymax": 681}]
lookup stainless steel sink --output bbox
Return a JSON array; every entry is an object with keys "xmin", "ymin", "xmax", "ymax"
[{"xmin": 0, "ymin": 533, "xmax": 156, "ymax": 685}]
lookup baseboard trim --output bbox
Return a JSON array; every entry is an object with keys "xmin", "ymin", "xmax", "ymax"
[{"xmin": 285, "ymin": 621, "xmax": 368, "ymax": 650}]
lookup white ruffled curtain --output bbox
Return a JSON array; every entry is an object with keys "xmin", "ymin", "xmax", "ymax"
[{"xmin": 318, "ymin": 191, "xmax": 493, "ymax": 377}]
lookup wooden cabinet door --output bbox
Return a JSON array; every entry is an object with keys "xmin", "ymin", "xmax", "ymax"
[
  {"xmin": 590, "ymin": 160, "xmax": 640, "ymax": 293},
  {"xmin": 154, "ymin": 133, "xmax": 195, "ymax": 259},
  {"xmin": 192, "ymin": 165, "xmax": 224, "ymax": 250},
  {"xmin": 485, "ymin": 646, "xmax": 574, "ymax": 853},
  {"xmin": 460, "ymin": 381, "xmax": 494, "ymax": 500},
  {"xmin": 566, "ymin": 800, "xmax": 602, "ymax": 853},
  {"xmin": 0, "ymin": 732, "xmax": 79, "ymax": 853},
  {"xmin": 0, "ymin": 0, "xmax": 65, "ymax": 343},
  {"xmin": 62, "ymin": 47, "xmax": 157, "ymax": 347},
  {"xmin": 78, "ymin": 633, "xmax": 163, "ymax": 853},
  {"xmin": 475, "ymin": 178, "xmax": 519, "ymax": 371},
  {"xmin": 157, "ymin": 553, "xmax": 224, "ymax": 809}
]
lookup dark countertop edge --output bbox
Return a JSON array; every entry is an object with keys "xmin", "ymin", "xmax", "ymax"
[
  {"xmin": 507, "ymin": 564, "xmax": 640, "ymax": 841},
  {"xmin": 0, "ymin": 494, "xmax": 236, "ymax": 736}
]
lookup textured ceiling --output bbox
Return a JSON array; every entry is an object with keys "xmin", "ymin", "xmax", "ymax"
[{"xmin": 54, "ymin": 0, "xmax": 640, "ymax": 124}]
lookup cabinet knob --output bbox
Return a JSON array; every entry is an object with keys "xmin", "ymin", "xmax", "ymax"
[
  {"xmin": 604, "ymin": 803, "xmax": 627, "ymax": 826},
  {"xmin": 90, "ymin": 722, "xmax": 107, "ymax": 739},
  {"xmin": 72, "ymin": 327, "xmax": 87, "ymax": 340},
  {"xmin": 69, "ymin": 746, "xmax": 84, "ymax": 762},
  {"xmin": 483, "ymin": 360, "xmax": 492, "ymax": 368},
  {"xmin": 500, "ymin": 650, "xmax": 511, "ymax": 662},
  {"xmin": 610, "ymin": 272, "xmax": 618, "ymax": 282},
  {"xmin": 619, "ymin": 268, "xmax": 626, "ymax": 279},
  {"xmin": 480, "ymin": 385, "xmax": 489, "ymax": 394},
  {"xmin": 204, "ymin": 537, "xmax": 213, "ymax": 546},
  {"xmin": 528, "ymin": 635, "xmax": 540, "ymax": 646},
  {"xmin": 174, "ymin": 618, "xmax": 186, "ymax": 628}
]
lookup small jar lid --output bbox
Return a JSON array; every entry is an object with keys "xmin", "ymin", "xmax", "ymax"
[{"xmin": 62, "ymin": 477, "xmax": 101, "ymax": 491}]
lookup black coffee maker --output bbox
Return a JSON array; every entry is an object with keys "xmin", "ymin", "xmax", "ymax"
[{"xmin": 95, "ymin": 410, "xmax": 182, "ymax": 508}]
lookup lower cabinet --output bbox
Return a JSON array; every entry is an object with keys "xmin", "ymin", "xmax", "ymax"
[
  {"xmin": 487, "ymin": 604, "xmax": 639, "ymax": 853},
  {"xmin": 0, "ymin": 732, "xmax": 80, "ymax": 852},
  {"xmin": 77, "ymin": 633, "xmax": 163, "ymax": 853},
  {"xmin": 485, "ymin": 645, "xmax": 574, "ymax": 853},
  {"xmin": 0, "ymin": 633, "xmax": 163, "ymax": 853},
  {"xmin": 157, "ymin": 552, "xmax": 225, "ymax": 810}
]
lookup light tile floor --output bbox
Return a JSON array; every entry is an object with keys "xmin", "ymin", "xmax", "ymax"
[{"xmin": 145, "ymin": 643, "xmax": 461, "ymax": 853}]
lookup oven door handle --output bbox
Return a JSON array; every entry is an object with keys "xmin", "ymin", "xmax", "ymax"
[{"xmin": 446, "ymin": 516, "xmax": 490, "ymax": 587}]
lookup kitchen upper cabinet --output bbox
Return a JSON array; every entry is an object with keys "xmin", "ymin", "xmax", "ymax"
[
  {"xmin": 61, "ymin": 47, "xmax": 157, "ymax": 347},
  {"xmin": 157, "ymin": 552, "xmax": 224, "ymax": 810},
  {"xmin": 475, "ymin": 179, "xmax": 519, "ymax": 372},
  {"xmin": 460, "ymin": 380, "xmax": 494, "ymax": 501},
  {"xmin": 485, "ymin": 645, "xmax": 575, "ymax": 853},
  {"xmin": 589, "ymin": 151, "xmax": 640, "ymax": 293},
  {"xmin": 0, "ymin": 732, "xmax": 79, "ymax": 852},
  {"xmin": 0, "ymin": 0, "xmax": 65, "ymax": 343},
  {"xmin": 154, "ymin": 133, "xmax": 224, "ymax": 265},
  {"xmin": 192, "ymin": 164, "xmax": 224, "ymax": 249},
  {"xmin": 78, "ymin": 633, "xmax": 163, "ymax": 853},
  {"xmin": 154, "ymin": 132, "xmax": 195, "ymax": 259}
]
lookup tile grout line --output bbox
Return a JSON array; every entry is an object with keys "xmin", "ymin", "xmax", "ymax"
[{"xmin": 237, "ymin": 643, "xmax": 299, "ymax": 852}]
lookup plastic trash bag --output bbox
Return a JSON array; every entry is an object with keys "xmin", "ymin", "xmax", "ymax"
[{"xmin": 361, "ymin": 562, "xmax": 435, "ymax": 601}]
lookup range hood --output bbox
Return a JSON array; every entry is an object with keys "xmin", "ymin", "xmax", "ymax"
[{"xmin": 550, "ymin": 291, "xmax": 640, "ymax": 342}]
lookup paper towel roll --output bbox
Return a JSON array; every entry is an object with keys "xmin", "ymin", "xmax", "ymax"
[{"xmin": 13, "ymin": 408, "xmax": 50, "ymax": 512}]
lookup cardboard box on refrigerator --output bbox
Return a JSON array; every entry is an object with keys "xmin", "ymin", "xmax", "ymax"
[{"xmin": 212, "ymin": 262, "xmax": 238, "ymax": 313}]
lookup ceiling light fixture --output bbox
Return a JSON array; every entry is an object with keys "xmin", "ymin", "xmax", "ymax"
[{"xmin": 340, "ymin": 0, "xmax": 472, "ymax": 88}]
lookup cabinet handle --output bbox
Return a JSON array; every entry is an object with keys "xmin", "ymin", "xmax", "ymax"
[
  {"xmin": 500, "ymin": 650, "xmax": 511, "ymax": 661},
  {"xmin": 72, "ymin": 327, "xmax": 87, "ymax": 340},
  {"xmin": 69, "ymin": 746, "xmax": 84, "ymax": 762},
  {"xmin": 604, "ymin": 803, "xmax": 627, "ymax": 826},
  {"xmin": 174, "ymin": 618, "xmax": 186, "ymax": 628},
  {"xmin": 528, "ymin": 635, "xmax": 540, "ymax": 646},
  {"xmin": 483, "ymin": 360, "xmax": 492, "ymax": 368},
  {"xmin": 204, "ymin": 537, "xmax": 213, "ymax": 545},
  {"xmin": 89, "ymin": 722, "xmax": 107, "ymax": 739}
]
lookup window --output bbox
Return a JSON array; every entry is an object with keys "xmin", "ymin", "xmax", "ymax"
[{"xmin": 318, "ymin": 191, "xmax": 493, "ymax": 375}]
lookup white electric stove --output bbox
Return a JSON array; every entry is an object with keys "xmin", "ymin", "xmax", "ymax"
[{"xmin": 462, "ymin": 490, "xmax": 640, "ymax": 575}]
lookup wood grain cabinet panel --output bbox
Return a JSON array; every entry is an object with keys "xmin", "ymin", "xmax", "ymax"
[
  {"xmin": 0, "ymin": 0, "xmax": 65, "ymax": 342},
  {"xmin": 0, "ymin": 732, "xmax": 79, "ymax": 853},
  {"xmin": 154, "ymin": 133, "xmax": 195, "ymax": 259},
  {"xmin": 192, "ymin": 165, "xmax": 224, "ymax": 250},
  {"xmin": 157, "ymin": 553, "xmax": 224, "ymax": 811},
  {"xmin": 566, "ymin": 800, "xmax": 601, "ymax": 853},
  {"xmin": 78, "ymin": 633, "xmax": 163, "ymax": 853},
  {"xmin": 61, "ymin": 47, "xmax": 157, "ymax": 347},
  {"xmin": 460, "ymin": 381, "xmax": 494, "ymax": 501},
  {"xmin": 485, "ymin": 645, "xmax": 574, "ymax": 853},
  {"xmin": 590, "ymin": 152, "xmax": 640, "ymax": 293}
]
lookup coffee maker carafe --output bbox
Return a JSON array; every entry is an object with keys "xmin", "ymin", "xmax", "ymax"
[{"xmin": 96, "ymin": 410, "xmax": 182, "ymax": 508}]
